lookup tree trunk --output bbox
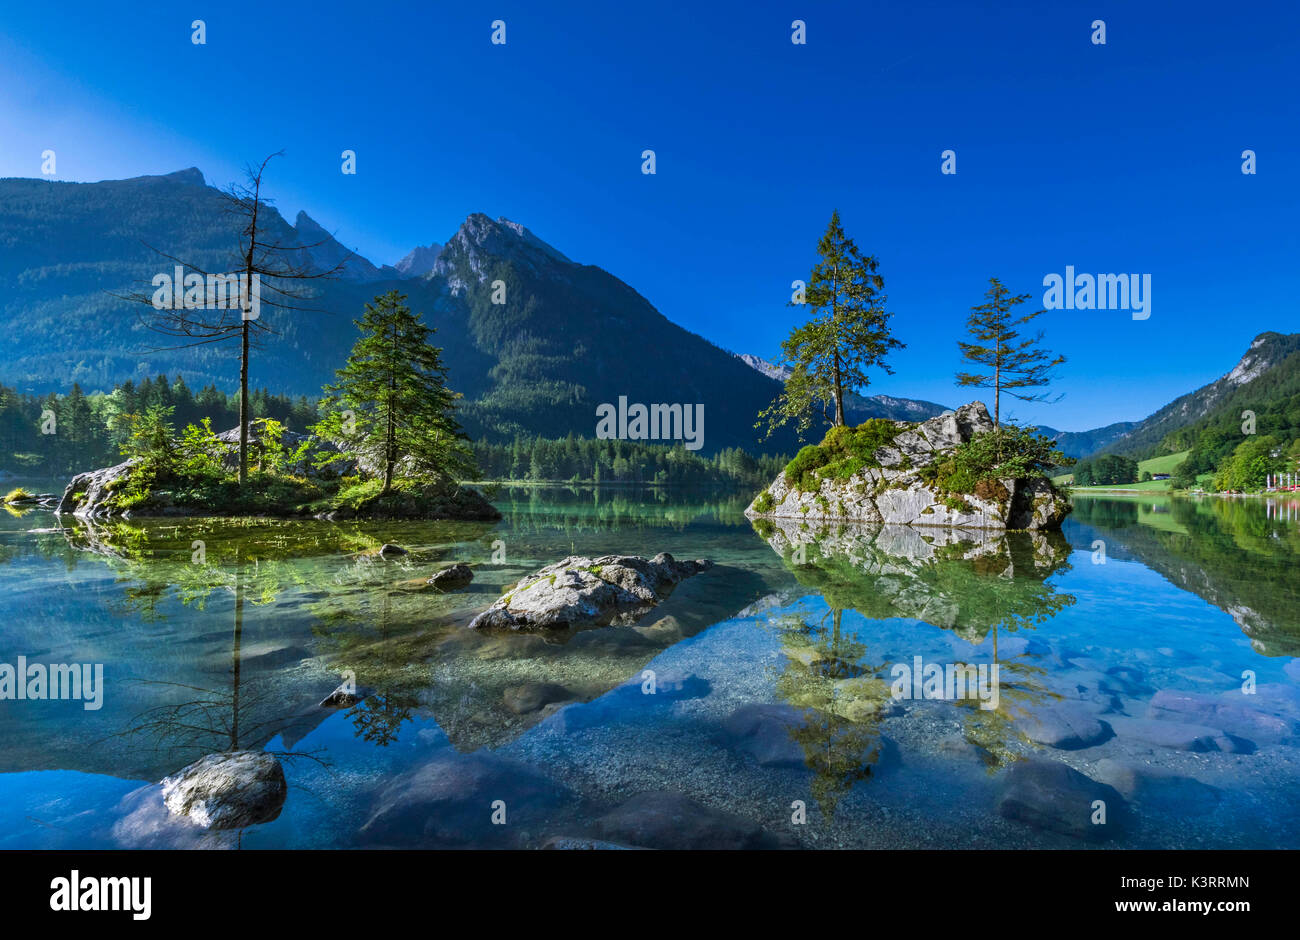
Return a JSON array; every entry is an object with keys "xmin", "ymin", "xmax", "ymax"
[
  {"xmin": 381, "ymin": 314, "xmax": 397, "ymax": 495},
  {"xmin": 993, "ymin": 345, "xmax": 1002, "ymax": 461},
  {"xmin": 833, "ymin": 350, "xmax": 845, "ymax": 427},
  {"xmin": 238, "ymin": 318, "xmax": 250, "ymax": 485},
  {"xmin": 238, "ymin": 195, "xmax": 260, "ymax": 487},
  {"xmin": 831, "ymin": 263, "xmax": 845, "ymax": 427}
]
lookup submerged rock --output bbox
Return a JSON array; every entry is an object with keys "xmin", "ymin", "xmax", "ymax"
[
  {"xmin": 160, "ymin": 751, "xmax": 287, "ymax": 830},
  {"xmin": 997, "ymin": 759, "xmax": 1125, "ymax": 841},
  {"xmin": 721, "ymin": 703, "xmax": 808, "ymax": 768},
  {"xmin": 745, "ymin": 401, "xmax": 1069, "ymax": 530},
  {"xmin": 1018, "ymin": 703, "xmax": 1114, "ymax": 750},
  {"xmin": 1107, "ymin": 717, "xmax": 1252, "ymax": 753},
  {"xmin": 359, "ymin": 752, "xmax": 568, "ymax": 847},
  {"xmin": 595, "ymin": 791, "xmax": 792, "ymax": 850},
  {"xmin": 503, "ymin": 681, "xmax": 575, "ymax": 714},
  {"xmin": 468, "ymin": 552, "xmax": 713, "ymax": 632},
  {"xmin": 378, "ymin": 543, "xmax": 408, "ymax": 557},
  {"xmin": 541, "ymin": 836, "xmax": 644, "ymax": 850},
  {"xmin": 1146, "ymin": 688, "xmax": 1298, "ymax": 745},
  {"xmin": 428, "ymin": 562, "xmax": 474, "ymax": 590},
  {"xmin": 1092, "ymin": 758, "xmax": 1221, "ymax": 816}
]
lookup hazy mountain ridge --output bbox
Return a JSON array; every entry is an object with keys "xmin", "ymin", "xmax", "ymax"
[
  {"xmin": 734, "ymin": 353, "xmax": 951, "ymax": 423},
  {"xmin": 394, "ymin": 242, "xmax": 443, "ymax": 278}
]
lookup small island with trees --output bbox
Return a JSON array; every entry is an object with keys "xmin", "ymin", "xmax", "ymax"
[
  {"xmin": 58, "ymin": 289, "xmax": 498, "ymax": 522},
  {"xmin": 747, "ymin": 212, "xmax": 1073, "ymax": 531}
]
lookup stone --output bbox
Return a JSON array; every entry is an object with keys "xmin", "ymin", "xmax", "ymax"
[
  {"xmin": 56, "ymin": 459, "xmax": 137, "ymax": 518},
  {"xmin": 503, "ymin": 681, "xmax": 575, "ymax": 714},
  {"xmin": 1108, "ymin": 716, "xmax": 1251, "ymax": 753},
  {"xmin": 595, "ymin": 791, "xmax": 791, "ymax": 850},
  {"xmin": 359, "ymin": 752, "xmax": 568, "ymax": 847},
  {"xmin": 160, "ymin": 751, "xmax": 287, "ymax": 830},
  {"xmin": 1018, "ymin": 703, "xmax": 1113, "ymax": 750},
  {"xmin": 378, "ymin": 543, "xmax": 408, "ymax": 557},
  {"xmin": 1092, "ymin": 758, "xmax": 1221, "ymax": 816},
  {"xmin": 428, "ymin": 562, "xmax": 474, "ymax": 590},
  {"xmin": 1147, "ymin": 689, "xmax": 1296, "ymax": 744},
  {"xmin": 540, "ymin": 837, "xmax": 644, "ymax": 850},
  {"xmin": 721, "ymin": 703, "xmax": 807, "ymax": 768},
  {"xmin": 997, "ymin": 759, "xmax": 1125, "ymax": 841},
  {"xmin": 468, "ymin": 552, "xmax": 712, "ymax": 631}
]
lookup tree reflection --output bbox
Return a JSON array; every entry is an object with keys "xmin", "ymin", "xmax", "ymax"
[
  {"xmin": 758, "ymin": 518, "xmax": 1076, "ymax": 781},
  {"xmin": 769, "ymin": 608, "xmax": 891, "ymax": 822}
]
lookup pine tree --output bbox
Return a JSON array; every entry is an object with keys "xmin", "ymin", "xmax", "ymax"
[
  {"xmin": 313, "ymin": 290, "xmax": 472, "ymax": 493},
  {"xmin": 759, "ymin": 210, "xmax": 902, "ymax": 438},
  {"xmin": 956, "ymin": 277, "xmax": 1065, "ymax": 441}
]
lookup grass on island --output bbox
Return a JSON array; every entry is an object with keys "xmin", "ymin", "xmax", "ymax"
[{"xmin": 3, "ymin": 487, "xmax": 32, "ymax": 504}]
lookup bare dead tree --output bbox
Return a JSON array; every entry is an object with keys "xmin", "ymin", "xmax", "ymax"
[{"xmin": 113, "ymin": 152, "xmax": 351, "ymax": 484}]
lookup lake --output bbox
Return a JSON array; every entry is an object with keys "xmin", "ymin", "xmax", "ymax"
[{"xmin": 1, "ymin": 486, "xmax": 1297, "ymax": 849}]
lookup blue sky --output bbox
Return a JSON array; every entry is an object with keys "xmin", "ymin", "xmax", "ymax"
[{"xmin": 1, "ymin": 0, "xmax": 1296, "ymax": 431}]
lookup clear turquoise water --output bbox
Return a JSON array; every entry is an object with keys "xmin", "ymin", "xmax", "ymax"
[{"xmin": 0, "ymin": 486, "xmax": 1297, "ymax": 849}]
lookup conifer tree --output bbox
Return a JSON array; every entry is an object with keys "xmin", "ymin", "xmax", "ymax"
[
  {"xmin": 956, "ymin": 277, "xmax": 1065, "ymax": 442},
  {"xmin": 313, "ymin": 290, "xmax": 472, "ymax": 492},
  {"xmin": 759, "ymin": 210, "xmax": 902, "ymax": 438}
]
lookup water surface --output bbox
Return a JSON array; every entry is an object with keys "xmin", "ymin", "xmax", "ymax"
[{"xmin": 1, "ymin": 487, "xmax": 1297, "ymax": 849}]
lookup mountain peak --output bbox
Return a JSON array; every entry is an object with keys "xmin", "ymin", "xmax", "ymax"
[
  {"xmin": 451, "ymin": 214, "xmax": 570, "ymax": 263},
  {"xmin": 1225, "ymin": 331, "xmax": 1290, "ymax": 387},
  {"xmin": 167, "ymin": 167, "xmax": 206, "ymax": 186},
  {"xmin": 395, "ymin": 242, "xmax": 443, "ymax": 278},
  {"xmin": 124, "ymin": 167, "xmax": 206, "ymax": 187},
  {"xmin": 433, "ymin": 213, "xmax": 571, "ymax": 292},
  {"xmin": 294, "ymin": 210, "xmax": 327, "ymax": 235}
]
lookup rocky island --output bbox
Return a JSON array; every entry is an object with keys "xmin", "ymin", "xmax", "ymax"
[
  {"xmin": 745, "ymin": 402, "xmax": 1071, "ymax": 530},
  {"xmin": 55, "ymin": 422, "xmax": 500, "ymax": 522}
]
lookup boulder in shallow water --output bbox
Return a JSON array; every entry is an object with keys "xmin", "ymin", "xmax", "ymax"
[
  {"xmin": 721, "ymin": 703, "xmax": 807, "ymax": 768},
  {"xmin": 160, "ymin": 751, "xmax": 287, "ymax": 830},
  {"xmin": 998, "ymin": 759, "xmax": 1126, "ymax": 841},
  {"xmin": 428, "ymin": 562, "xmax": 474, "ymax": 590},
  {"xmin": 1108, "ymin": 716, "xmax": 1252, "ymax": 753},
  {"xmin": 596, "ymin": 791, "xmax": 793, "ymax": 850},
  {"xmin": 1018, "ymin": 703, "xmax": 1114, "ymax": 750},
  {"xmin": 468, "ymin": 552, "xmax": 712, "ymax": 631},
  {"xmin": 56, "ymin": 460, "xmax": 137, "ymax": 518},
  {"xmin": 359, "ymin": 751, "xmax": 568, "ymax": 847},
  {"xmin": 1092, "ymin": 758, "xmax": 1221, "ymax": 816}
]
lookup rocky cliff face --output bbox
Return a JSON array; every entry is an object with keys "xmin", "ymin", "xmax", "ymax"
[{"xmin": 745, "ymin": 402, "xmax": 1071, "ymax": 530}]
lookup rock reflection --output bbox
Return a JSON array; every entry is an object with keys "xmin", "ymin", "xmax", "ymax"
[{"xmin": 756, "ymin": 518, "xmax": 1077, "ymax": 815}]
